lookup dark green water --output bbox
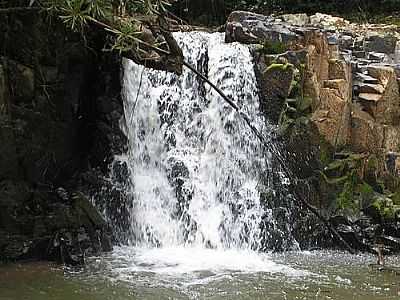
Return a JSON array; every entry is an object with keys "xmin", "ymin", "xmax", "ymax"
[{"xmin": 0, "ymin": 250, "xmax": 399, "ymax": 300}]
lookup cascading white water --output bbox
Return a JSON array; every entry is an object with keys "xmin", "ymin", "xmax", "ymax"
[
  {"xmin": 119, "ymin": 32, "xmax": 270, "ymax": 251},
  {"xmin": 89, "ymin": 31, "xmax": 309, "ymax": 280}
]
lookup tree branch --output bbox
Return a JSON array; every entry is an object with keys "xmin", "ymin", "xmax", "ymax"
[{"xmin": 0, "ymin": 7, "xmax": 41, "ymax": 13}]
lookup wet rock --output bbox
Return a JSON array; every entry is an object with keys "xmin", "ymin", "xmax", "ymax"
[
  {"xmin": 41, "ymin": 66, "xmax": 58, "ymax": 83},
  {"xmin": 365, "ymin": 33, "xmax": 397, "ymax": 55},
  {"xmin": 355, "ymin": 215, "xmax": 373, "ymax": 229},
  {"xmin": 6, "ymin": 59, "xmax": 35, "ymax": 104},
  {"xmin": 355, "ymin": 73, "xmax": 379, "ymax": 84},
  {"xmin": 110, "ymin": 159, "xmax": 130, "ymax": 187},
  {"xmin": 259, "ymin": 63, "xmax": 295, "ymax": 124},
  {"xmin": 379, "ymin": 235, "xmax": 400, "ymax": 251},
  {"xmin": 56, "ymin": 187, "xmax": 70, "ymax": 203},
  {"xmin": 339, "ymin": 35, "xmax": 353, "ymax": 50},
  {"xmin": 353, "ymin": 51, "xmax": 365, "ymax": 58},
  {"xmin": 330, "ymin": 215, "xmax": 352, "ymax": 227},
  {"xmin": 0, "ymin": 118, "xmax": 19, "ymax": 180},
  {"xmin": 72, "ymin": 192, "xmax": 106, "ymax": 229},
  {"xmin": 0, "ymin": 180, "xmax": 31, "ymax": 209},
  {"xmin": 280, "ymin": 13, "xmax": 309, "ymax": 27},
  {"xmin": 0, "ymin": 63, "xmax": 8, "ymax": 114},
  {"xmin": 358, "ymin": 92, "xmax": 381, "ymax": 102},
  {"xmin": 368, "ymin": 52, "xmax": 387, "ymax": 62},
  {"xmin": 358, "ymin": 83, "xmax": 385, "ymax": 94},
  {"xmin": 0, "ymin": 187, "xmax": 112, "ymax": 263},
  {"xmin": 225, "ymin": 11, "xmax": 299, "ymax": 45}
]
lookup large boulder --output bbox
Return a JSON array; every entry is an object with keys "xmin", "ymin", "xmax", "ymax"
[
  {"xmin": 358, "ymin": 65, "xmax": 400, "ymax": 125},
  {"xmin": 365, "ymin": 33, "xmax": 398, "ymax": 55},
  {"xmin": 309, "ymin": 13, "xmax": 349, "ymax": 29},
  {"xmin": 311, "ymin": 88, "xmax": 351, "ymax": 147},
  {"xmin": 280, "ymin": 13, "xmax": 309, "ymax": 27},
  {"xmin": 225, "ymin": 11, "xmax": 300, "ymax": 45},
  {"xmin": 259, "ymin": 63, "xmax": 295, "ymax": 124},
  {"xmin": 350, "ymin": 104, "xmax": 384, "ymax": 153}
]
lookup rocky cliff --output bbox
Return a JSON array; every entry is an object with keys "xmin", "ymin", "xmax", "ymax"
[
  {"xmin": 226, "ymin": 11, "xmax": 400, "ymax": 253},
  {"xmin": 0, "ymin": 11, "xmax": 126, "ymax": 263}
]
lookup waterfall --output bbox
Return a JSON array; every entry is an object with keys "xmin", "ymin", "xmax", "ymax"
[{"xmin": 108, "ymin": 31, "xmax": 295, "ymax": 252}]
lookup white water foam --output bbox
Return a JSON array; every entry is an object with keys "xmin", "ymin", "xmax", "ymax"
[{"xmin": 108, "ymin": 246, "xmax": 309, "ymax": 278}]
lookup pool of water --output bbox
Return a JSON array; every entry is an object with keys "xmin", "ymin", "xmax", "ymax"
[{"xmin": 1, "ymin": 248, "xmax": 399, "ymax": 300}]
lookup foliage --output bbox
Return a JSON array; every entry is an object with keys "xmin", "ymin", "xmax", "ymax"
[
  {"xmin": 358, "ymin": 182, "xmax": 374, "ymax": 209},
  {"xmin": 336, "ymin": 170, "xmax": 358, "ymax": 212},
  {"xmin": 3, "ymin": 0, "xmax": 180, "ymax": 67},
  {"xmin": 224, "ymin": 0, "xmax": 400, "ymax": 15}
]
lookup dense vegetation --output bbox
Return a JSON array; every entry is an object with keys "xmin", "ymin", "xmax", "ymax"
[
  {"xmin": 1, "ymin": 0, "xmax": 183, "ymax": 72},
  {"xmin": 171, "ymin": 0, "xmax": 400, "ymax": 25},
  {"xmin": 225, "ymin": 0, "xmax": 400, "ymax": 14}
]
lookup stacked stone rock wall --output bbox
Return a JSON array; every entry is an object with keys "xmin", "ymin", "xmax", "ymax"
[{"xmin": 226, "ymin": 11, "xmax": 400, "ymax": 252}]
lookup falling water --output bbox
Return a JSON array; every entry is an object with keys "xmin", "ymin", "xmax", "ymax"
[
  {"xmin": 95, "ymin": 31, "xmax": 301, "ymax": 277},
  {"xmin": 119, "ymin": 32, "xmax": 271, "ymax": 250}
]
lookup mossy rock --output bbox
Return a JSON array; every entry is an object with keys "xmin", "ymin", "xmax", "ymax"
[
  {"xmin": 364, "ymin": 194, "xmax": 399, "ymax": 220},
  {"xmin": 296, "ymin": 96, "xmax": 312, "ymax": 113},
  {"xmin": 72, "ymin": 192, "xmax": 106, "ymax": 229},
  {"xmin": 258, "ymin": 40, "xmax": 288, "ymax": 55},
  {"xmin": 265, "ymin": 63, "xmax": 294, "ymax": 73},
  {"xmin": 391, "ymin": 191, "xmax": 400, "ymax": 205}
]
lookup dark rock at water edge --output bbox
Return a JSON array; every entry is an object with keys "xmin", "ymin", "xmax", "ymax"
[{"xmin": 0, "ymin": 11, "xmax": 126, "ymax": 263}]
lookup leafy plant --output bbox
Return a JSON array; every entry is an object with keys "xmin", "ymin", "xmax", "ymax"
[{"xmin": 59, "ymin": 0, "xmax": 91, "ymax": 31}]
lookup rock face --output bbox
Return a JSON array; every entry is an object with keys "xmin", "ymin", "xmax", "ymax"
[
  {"xmin": 226, "ymin": 11, "xmax": 300, "ymax": 45},
  {"xmin": 0, "ymin": 13, "xmax": 126, "ymax": 263},
  {"xmin": 226, "ymin": 11, "xmax": 400, "ymax": 253}
]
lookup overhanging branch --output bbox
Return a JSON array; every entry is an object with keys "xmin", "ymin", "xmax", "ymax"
[{"xmin": 0, "ymin": 7, "xmax": 41, "ymax": 13}]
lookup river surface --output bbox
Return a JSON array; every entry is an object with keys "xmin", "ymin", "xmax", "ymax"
[{"xmin": 1, "ymin": 249, "xmax": 399, "ymax": 300}]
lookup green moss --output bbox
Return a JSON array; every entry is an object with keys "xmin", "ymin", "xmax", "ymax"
[
  {"xmin": 368, "ymin": 195, "xmax": 399, "ymax": 219},
  {"xmin": 321, "ymin": 172, "xmax": 349, "ymax": 185},
  {"xmin": 359, "ymin": 182, "xmax": 374, "ymax": 209},
  {"xmin": 336, "ymin": 171, "xmax": 358, "ymax": 211},
  {"xmin": 297, "ymin": 96, "xmax": 312, "ymax": 113},
  {"xmin": 319, "ymin": 136, "xmax": 334, "ymax": 166},
  {"xmin": 337, "ymin": 181, "xmax": 356, "ymax": 211},
  {"xmin": 258, "ymin": 40, "xmax": 288, "ymax": 55},
  {"xmin": 392, "ymin": 191, "xmax": 400, "ymax": 205},
  {"xmin": 264, "ymin": 63, "xmax": 293, "ymax": 73},
  {"xmin": 371, "ymin": 198, "xmax": 382, "ymax": 211},
  {"xmin": 382, "ymin": 207, "xmax": 395, "ymax": 219}
]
